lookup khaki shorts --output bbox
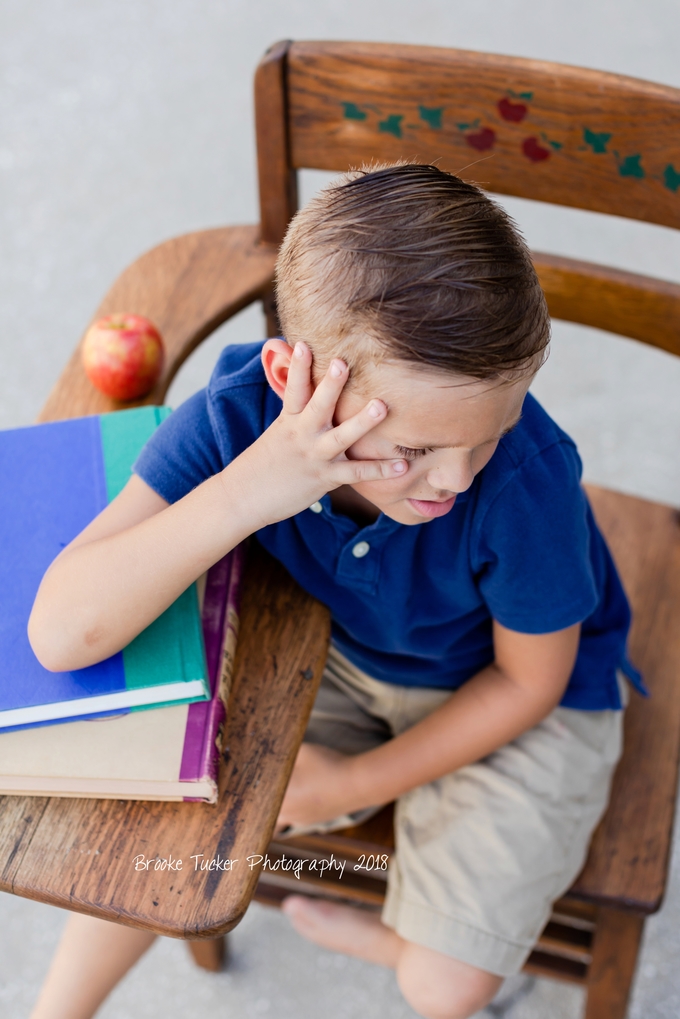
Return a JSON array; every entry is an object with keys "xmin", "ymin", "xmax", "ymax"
[{"xmin": 301, "ymin": 643, "xmax": 624, "ymax": 977}]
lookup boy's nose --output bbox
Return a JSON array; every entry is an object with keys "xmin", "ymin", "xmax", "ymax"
[{"xmin": 426, "ymin": 455, "xmax": 474, "ymax": 494}]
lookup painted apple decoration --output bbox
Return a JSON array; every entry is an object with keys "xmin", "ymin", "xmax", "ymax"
[
  {"xmin": 498, "ymin": 98, "xmax": 528, "ymax": 122},
  {"xmin": 466, "ymin": 127, "xmax": 496, "ymax": 151},
  {"xmin": 521, "ymin": 137, "xmax": 551, "ymax": 162},
  {"xmin": 82, "ymin": 313, "xmax": 164, "ymax": 401}
]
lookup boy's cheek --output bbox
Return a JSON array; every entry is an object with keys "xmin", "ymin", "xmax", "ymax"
[
  {"xmin": 344, "ymin": 436, "xmax": 389, "ymax": 462},
  {"xmin": 354, "ymin": 464, "xmax": 424, "ymax": 504},
  {"xmin": 472, "ymin": 441, "xmax": 500, "ymax": 475}
]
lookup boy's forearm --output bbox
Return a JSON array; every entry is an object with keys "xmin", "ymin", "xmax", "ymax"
[
  {"xmin": 278, "ymin": 624, "xmax": 578, "ymax": 831},
  {"xmin": 342, "ymin": 662, "xmax": 566, "ymax": 812},
  {"xmin": 29, "ymin": 467, "xmax": 256, "ymax": 672}
]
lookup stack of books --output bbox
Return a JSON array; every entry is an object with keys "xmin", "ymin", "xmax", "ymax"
[{"xmin": 0, "ymin": 407, "xmax": 243, "ymax": 803}]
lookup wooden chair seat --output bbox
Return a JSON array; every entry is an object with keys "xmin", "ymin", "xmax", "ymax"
[{"xmin": 1, "ymin": 39, "xmax": 679, "ymax": 1019}]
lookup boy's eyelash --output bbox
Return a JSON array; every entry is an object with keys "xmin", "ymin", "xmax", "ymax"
[
  {"xmin": 394, "ymin": 423, "xmax": 519, "ymax": 461},
  {"xmin": 394, "ymin": 445, "xmax": 434, "ymax": 460},
  {"xmin": 395, "ymin": 435, "xmax": 508, "ymax": 459}
]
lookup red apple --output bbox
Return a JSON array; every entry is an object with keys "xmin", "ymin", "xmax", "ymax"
[
  {"xmin": 498, "ymin": 98, "xmax": 527, "ymax": 122},
  {"xmin": 82, "ymin": 313, "xmax": 164, "ymax": 401},
  {"xmin": 466, "ymin": 127, "xmax": 496, "ymax": 151},
  {"xmin": 521, "ymin": 137, "xmax": 551, "ymax": 162}
]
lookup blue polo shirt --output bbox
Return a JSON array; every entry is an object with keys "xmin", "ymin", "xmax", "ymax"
[{"xmin": 134, "ymin": 341, "xmax": 641, "ymax": 710}]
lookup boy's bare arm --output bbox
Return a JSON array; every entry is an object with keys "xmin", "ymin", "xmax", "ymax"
[
  {"xmin": 277, "ymin": 621, "xmax": 581, "ymax": 828},
  {"xmin": 28, "ymin": 470, "xmax": 255, "ymax": 671},
  {"xmin": 28, "ymin": 344, "xmax": 408, "ymax": 672}
]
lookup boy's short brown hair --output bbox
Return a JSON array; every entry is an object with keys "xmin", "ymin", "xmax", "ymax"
[{"xmin": 275, "ymin": 163, "xmax": 550, "ymax": 384}]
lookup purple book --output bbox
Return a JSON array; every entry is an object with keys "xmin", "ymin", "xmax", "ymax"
[{"xmin": 180, "ymin": 544, "xmax": 246, "ymax": 801}]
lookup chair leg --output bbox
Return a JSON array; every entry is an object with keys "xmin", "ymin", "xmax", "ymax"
[
  {"xmin": 186, "ymin": 935, "xmax": 227, "ymax": 972},
  {"xmin": 584, "ymin": 907, "xmax": 644, "ymax": 1019}
]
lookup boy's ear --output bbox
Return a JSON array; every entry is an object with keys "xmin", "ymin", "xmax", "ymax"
[{"xmin": 261, "ymin": 338, "xmax": 293, "ymax": 399}]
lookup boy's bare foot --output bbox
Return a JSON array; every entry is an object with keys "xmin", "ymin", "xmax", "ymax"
[{"xmin": 281, "ymin": 895, "xmax": 402, "ymax": 967}]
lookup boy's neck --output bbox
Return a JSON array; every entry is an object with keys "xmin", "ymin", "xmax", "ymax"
[{"xmin": 330, "ymin": 486, "xmax": 381, "ymax": 527}]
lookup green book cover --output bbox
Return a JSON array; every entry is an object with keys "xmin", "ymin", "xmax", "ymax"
[{"xmin": 99, "ymin": 407, "xmax": 209, "ymax": 711}]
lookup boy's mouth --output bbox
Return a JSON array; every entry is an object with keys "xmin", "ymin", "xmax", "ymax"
[{"xmin": 407, "ymin": 495, "xmax": 457, "ymax": 519}]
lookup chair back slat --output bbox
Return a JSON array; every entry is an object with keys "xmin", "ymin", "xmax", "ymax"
[
  {"xmin": 281, "ymin": 41, "xmax": 680, "ymax": 231},
  {"xmin": 255, "ymin": 41, "xmax": 680, "ymax": 354}
]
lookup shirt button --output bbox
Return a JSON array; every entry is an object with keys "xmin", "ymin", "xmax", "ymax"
[
  {"xmin": 352, "ymin": 541, "xmax": 371, "ymax": 558},
  {"xmin": 309, "ymin": 502, "xmax": 323, "ymax": 514}
]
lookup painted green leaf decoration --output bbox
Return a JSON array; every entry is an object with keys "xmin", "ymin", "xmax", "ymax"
[
  {"xmin": 378, "ymin": 114, "xmax": 404, "ymax": 138},
  {"xmin": 583, "ymin": 129, "xmax": 612, "ymax": 154},
  {"xmin": 419, "ymin": 106, "xmax": 443, "ymax": 129},
  {"xmin": 663, "ymin": 164, "xmax": 680, "ymax": 193},
  {"xmin": 455, "ymin": 119, "xmax": 480, "ymax": 132},
  {"xmin": 342, "ymin": 102, "xmax": 367, "ymax": 121},
  {"xmin": 618, "ymin": 154, "xmax": 645, "ymax": 179},
  {"xmin": 541, "ymin": 132, "xmax": 563, "ymax": 151}
]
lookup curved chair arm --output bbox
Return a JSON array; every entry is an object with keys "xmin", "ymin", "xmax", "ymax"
[
  {"xmin": 533, "ymin": 252, "xmax": 680, "ymax": 359},
  {"xmin": 38, "ymin": 225, "xmax": 277, "ymax": 423},
  {"xmin": 0, "ymin": 225, "xmax": 329, "ymax": 939}
]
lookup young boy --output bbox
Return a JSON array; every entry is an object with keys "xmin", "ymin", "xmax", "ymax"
[{"xmin": 28, "ymin": 164, "xmax": 636, "ymax": 1019}]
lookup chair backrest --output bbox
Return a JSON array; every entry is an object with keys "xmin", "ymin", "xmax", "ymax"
[{"xmin": 254, "ymin": 40, "xmax": 680, "ymax": 358}]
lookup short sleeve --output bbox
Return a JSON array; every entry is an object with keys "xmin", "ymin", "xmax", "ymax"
[
  {"xmin": 473, "ymin": 442, "xmax": 599, "ymax": 634},
  {"xmin": 133, "ymin": 389, "xmax": 223, "ymax": 504}
]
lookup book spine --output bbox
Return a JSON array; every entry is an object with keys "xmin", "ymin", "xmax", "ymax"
[{"xmin": 180, "ymin": 544, "xmax": 245, "ymax": 799}]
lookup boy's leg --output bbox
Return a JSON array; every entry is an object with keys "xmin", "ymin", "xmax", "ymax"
[
  {"xmin": 282, "ymin": 651, "xmax": 623, "ymax": 1018},
  {"xmin": 30, "ymin": 913, "xmax": 156, "ymax": 1019},
  {"xmin": 378, "ymin": 704, "xmax": 623, "ymax": 984},
  {"xmin": 283, "ymin": 651, "xmax": 502, "ymax": 1016},
  {"xmin": 282, "ymin": 896, "xmax": 501, "ymax": 1019}
]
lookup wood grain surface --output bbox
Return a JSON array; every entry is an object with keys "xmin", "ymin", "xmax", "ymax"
[
  {"xmin": 38, "ymin": 225, "xmax": 276, "ymax": 422},
  {"xmin": 534, "ymin": 253, "xmax": 680, "ymax": 356},
  {"xmin": 572, "ymin": 486, "xmax": 680, "ymax": 913},
  {"xmin": 1, "ymin": 222, "xmax": 329, "ymax": 938},
  {"xmin": 584, "ymin": 908, "xmax": 644, "ymax": 1019},
  {"xmin": 255, "ymin": 40, "xmax": 298, "ymax": 247},
  {"xmin": 0, "ymin": 544, "xmax": 330, "ymax": 937},
  {"xmin": 283, "ymin": 41, "xmax": 680, "ymax": 229}
]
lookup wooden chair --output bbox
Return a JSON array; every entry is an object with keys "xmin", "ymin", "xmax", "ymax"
[{"xmin": 1, "ymin": 39, "xmax": 680, "ymax": 1019}]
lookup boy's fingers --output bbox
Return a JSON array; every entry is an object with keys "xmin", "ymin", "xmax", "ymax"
[
  {"xmin": 283, "ymin": 342, "xmax": 314, "ymax": 414},
  {"xmin": 329, "ymin": 457, "xmax": 408, "ymax": 486},
  {"xmin": 320, "ymin": 399, "xmax": 388, "ymax": 456},
  {"xmin": 304, "ymin": 359, "xmax": 349, "ymax": 423}
]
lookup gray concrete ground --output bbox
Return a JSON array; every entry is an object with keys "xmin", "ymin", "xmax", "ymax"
[{"xmin": 1, "ymin": 1, "xmax": 680, "ymax": 1016}]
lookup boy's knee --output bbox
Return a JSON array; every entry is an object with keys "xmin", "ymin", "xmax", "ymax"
[{"xmin": 396, "ymin": 942, "xmax": 501, "ymax": 1019}]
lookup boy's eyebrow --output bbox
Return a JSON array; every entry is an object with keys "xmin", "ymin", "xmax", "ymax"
[{"xmin": 393, "ymin": 413, "xmax": 523, "ymax": 450}]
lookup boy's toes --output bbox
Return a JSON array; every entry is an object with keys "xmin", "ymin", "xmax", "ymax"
[
  {"xmin": 281, "ymin": 895, "xmax": 400, "ymax": 967},
  {"xmin": 281, "ymin": 895, "xmax": 337, "ymax": 939}
]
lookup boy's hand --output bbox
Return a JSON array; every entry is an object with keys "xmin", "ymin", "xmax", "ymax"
[
  {"xmin": 224, "ymin": 342, "xmax": 408, "ymax": 530},
  {"xmin": 275, "ymin": 743, "xmax": 360, "ymax": 831}
]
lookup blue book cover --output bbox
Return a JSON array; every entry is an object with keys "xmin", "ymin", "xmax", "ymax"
[{"xmin": 0, "ymin": 408, "xmax": 209, "ymax": 731}]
